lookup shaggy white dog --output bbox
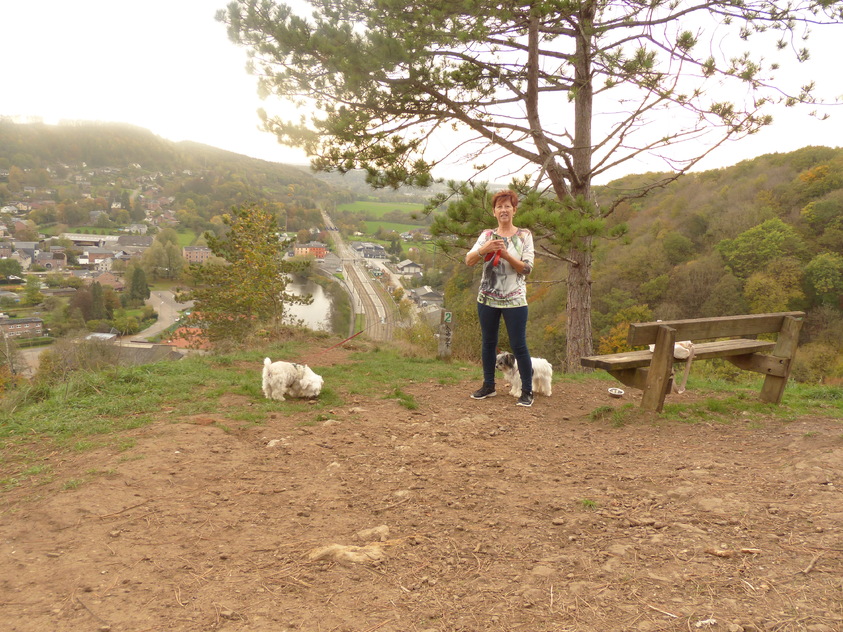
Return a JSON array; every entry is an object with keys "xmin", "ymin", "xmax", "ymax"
[
  {"xmin": 262, "ymin": 358, "xmax": 324, "ymax": 401},
  {"xmin": 495, "ymin": 351, "xmax": 553, "ymax": 398}
]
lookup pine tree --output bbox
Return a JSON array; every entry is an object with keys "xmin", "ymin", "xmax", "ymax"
[{"xmin": 219, "ymin": 0, "xmax": 843, "ymax": 370}]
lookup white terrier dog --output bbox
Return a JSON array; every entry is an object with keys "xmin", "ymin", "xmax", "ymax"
[
  {"xmin": 495, "ymin": 351, "xmax": 553, "ymax": 398},
  {"xmin": 262, "ymin": 358, "xmax": 324, "ymax": 401}
]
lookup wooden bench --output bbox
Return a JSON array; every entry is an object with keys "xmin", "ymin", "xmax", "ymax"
[{"xmin": 581, "ymin": 312, "xmax": 804, "ymax": 412}]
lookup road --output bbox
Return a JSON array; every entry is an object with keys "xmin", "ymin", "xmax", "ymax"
[
  {"xmin": 136, "ymin": 291, "xmax": 191, "ymax": 341},
  {"xmin": 15, "ymin": 291, "xmax": 188, "ymax": 377}
]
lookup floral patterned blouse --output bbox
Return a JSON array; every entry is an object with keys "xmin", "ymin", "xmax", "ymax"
[{"xmin": 468, "ymin": 227, "xmax": 535, "ymax": 308}]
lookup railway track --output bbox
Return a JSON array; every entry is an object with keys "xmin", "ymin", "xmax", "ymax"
[{"xmin": 322, "ymin": 210, "xmax": 396, "ymax": 342}]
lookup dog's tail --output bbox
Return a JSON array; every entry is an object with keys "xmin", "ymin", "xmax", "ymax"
[{"xmin": 264, "ymin": 357, "xmax": 271, "ymax": 367}]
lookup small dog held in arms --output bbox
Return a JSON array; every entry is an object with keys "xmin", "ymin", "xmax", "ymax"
[
  {"xmin": 262, "ymin": 358, "xmax": 324, "ymax": 401},
  {"xmin": 495, "ymin": 351, "xmax": 553, "ymax": 398}
]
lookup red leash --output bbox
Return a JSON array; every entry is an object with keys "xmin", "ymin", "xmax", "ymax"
[{"xmin": 320, "ymin": 328, "xmax": 365, "ymax": 353}]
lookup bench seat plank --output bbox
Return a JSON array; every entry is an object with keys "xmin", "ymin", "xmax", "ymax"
[{"xmin": 580, "ymin": 339, "xmax": 777, "ymax": 371}]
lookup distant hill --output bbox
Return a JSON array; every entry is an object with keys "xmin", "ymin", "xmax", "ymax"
[
  {"xmin": 0, "ymin": 120, "xmax": 454, "ymax": 208},
  {"xmin": 0, "ymin": 119, "xmax": 322, "ymax": 190},
  {"xmin": 0, "ymin": 120, "xmax": 340, "ymax": 235}
]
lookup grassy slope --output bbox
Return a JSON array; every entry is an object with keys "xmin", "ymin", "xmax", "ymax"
[{"xmin": 2, "ymin": 334, "xmax": 841, "ymax": 490}]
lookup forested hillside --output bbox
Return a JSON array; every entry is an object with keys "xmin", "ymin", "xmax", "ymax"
[
  {"xmin": 0, "ymin": 120, "xmax": 335, "ymax": 236},
  {"xmin": 442, "ymin": 146, "xmax": 843, "ymax": 383},
  {"xmin": 0, "ymin": 120, "xmax": 310, "ymax": 181}
]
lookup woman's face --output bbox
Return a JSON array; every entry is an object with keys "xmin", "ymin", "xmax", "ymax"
[{"xmin": 494, "ymin": 198, "xmax": 516, "ymax": 223}]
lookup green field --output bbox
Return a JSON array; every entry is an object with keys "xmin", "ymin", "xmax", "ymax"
[
  {"xmin": 175, "ymin": 229, "xmax": 197, "ymax": 247},
  {"xmin": 363, "ymin": 220, "xmax": 424, "ymax": 235},
  {"xmin": 337, "ymin": 201, "xmax": 425, "ymax": 217},
  {"xmin": 40, "ymin": 226, "xmax": 121, "ymax": 236}
]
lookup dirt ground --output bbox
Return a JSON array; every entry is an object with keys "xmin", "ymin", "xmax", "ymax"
[{"xmin": 1, "ymin": 347, "xmax": 842, "ymax": 632}]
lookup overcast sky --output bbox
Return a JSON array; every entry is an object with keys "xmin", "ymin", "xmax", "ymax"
[
  {"xmin": 1, "ymin": 1, "xmax": 310, "ymax": 167},
  {"xmin": 2, "ymin": 1, "xmax": 842, "ymax": 183}
]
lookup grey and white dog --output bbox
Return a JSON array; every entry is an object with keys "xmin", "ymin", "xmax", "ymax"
[
  {"xmin": 262, "ymin": 358, "xmax": 324, "ymax": 401},
  {"xmin": 495, "ymin": 351, "xmax": 553, "ymax": 398}
]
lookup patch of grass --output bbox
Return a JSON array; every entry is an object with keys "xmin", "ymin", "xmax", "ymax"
[
  {"xmin": 116, "ymin": 438, "xmax": 137, "ymax": 452},
  {"xmin": 704, "ymin": 398, "xmax": 733, "ymax": 415},
  {"xmin": 0, "ymin": 355, "xmax": 252, "ymax": 441},
  {"xmin": 22, "ymin": 464, "xmax": 51, "ymax": 478},
  {"xmin": 72, "ymin": 440, "xmax": 100, "ymax": 452},
  {"xmin": 658, "ymin": 380, "xmax": 843, "ymax": 425},
  {"xmin": 579, "ymin": 498, "xmax": 599, "ymax": 510},
  {"xmin": 588, "ymin": 404, "xmax": 636, "ymax": 426},
  {"xmin": 228, "ymin": 411, "xmax": 266, "ymax": 424},
  {"xmin": 1, "ymin": 464, "xmax": 54, "ymax": 491},
  {"xmin": 589, "ymin": 405, "xmax": 614, "ymax": 421},
  {"xmin": 389, "ymin": 388, "xmax": 418, "ymax": 410},
  {"xmin": 175, "ymin": 228, "xmax": 198, "ymax": 247}
]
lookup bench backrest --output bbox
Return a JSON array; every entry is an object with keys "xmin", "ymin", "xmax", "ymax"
[{"xmin": 627, "ymin": 312, "xmax": 805, "ymax": 346}]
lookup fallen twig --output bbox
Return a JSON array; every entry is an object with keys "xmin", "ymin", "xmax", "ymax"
[
  {"xmin": 97, "ymin": 500, "xmax": 150, "ymax": 519},
  {"xmin": 645, "ymin": 603, "xmax": 678, "ymax": 618},
  {"xmin": 361, "ymin": 620, "xmax": 392, "ymax": 632},
  {"xmin": 76, "ymin": 596, "xmax": 108, "ymax": 624},
  {"xmin": 800, "ymin": 552, "xmax": 824, "ymax": 574}
]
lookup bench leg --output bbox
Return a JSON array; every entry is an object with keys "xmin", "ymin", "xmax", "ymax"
[
  {"xmin": 641, "ymin": 325, "xmax": 675, "ymax": 412},
  {"xmin": 760, "ymin": 315, "xmax": 802, "ymax": 404}
]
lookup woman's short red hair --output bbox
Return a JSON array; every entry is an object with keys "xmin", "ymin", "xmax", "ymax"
[{"xmin": 491, "ymin": 189, "xmax": 519, "ymax": 209}]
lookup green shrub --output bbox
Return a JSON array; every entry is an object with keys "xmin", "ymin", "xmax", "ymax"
[{"xmin": 792, "ymin": 342, "xmax": 838, "ymax": 384}]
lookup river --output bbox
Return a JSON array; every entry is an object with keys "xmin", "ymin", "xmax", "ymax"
[{"xmin": 286, "ymin": 277, "xmax": 333, "ymax": 332}]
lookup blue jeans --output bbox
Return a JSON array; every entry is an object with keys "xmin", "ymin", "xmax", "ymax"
[{"xmin": 477, "ymin": 303, "xmax": 532, "ymax": 395}]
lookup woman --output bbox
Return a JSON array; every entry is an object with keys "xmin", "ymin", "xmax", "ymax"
[{"xmin": 465, "ymin": 189, "xmax": 535, "ymax": 407}]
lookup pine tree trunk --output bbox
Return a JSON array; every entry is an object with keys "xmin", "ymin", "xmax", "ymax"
[
  {"xmin": 565, "ymin": 241, "xmax": 593, "ymax": 373},
  {"xmin": 564, "ymin": 3, "xmax": 595, "ymax": 373}
]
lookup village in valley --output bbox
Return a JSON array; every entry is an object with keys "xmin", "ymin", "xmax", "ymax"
[{"xmin": 0, "ymin": 150, "xmax": 446, "ymax": 364}]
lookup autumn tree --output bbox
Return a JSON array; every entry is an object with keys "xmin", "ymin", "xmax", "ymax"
[
  {"xmin": 717, "ymin": 219, "xmax": 809, "ymax": 278},
  {"xmin": 0, "ymin": 259, "xmax": 23, "ymax": 279},
  {"xmin": 804, "ymin": 252, "xmax": 843, "ymax": 305},
  {"xmin": 140, "ymin": 232, "xmax": 185, "ymax": 280},
  {"xmin": 90, "ymin": 282, "xmax": 107, "ymax": 321},
  {"xmin": 22, "ymin": 276, "xmax": 43, "ymax": 307},
  {"xmin": 177, "ymin": 205, "xmax": 311, "ymax": 343},
  {"xmin": 219, "ymin": 0, "xmax": 843, "ymax": 370},
  {"xmin": 0, "ymin": 330, "xmax": 24, "ymax": 380}
]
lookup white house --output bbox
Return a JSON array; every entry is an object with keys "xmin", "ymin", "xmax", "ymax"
[{"xmin": 396, "ymin": 259, "xmax": 423, "ymax": 275}]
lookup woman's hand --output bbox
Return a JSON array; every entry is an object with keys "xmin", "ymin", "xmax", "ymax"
[
  {"xmin": 467, "ymin": 238, "xmax": 506, "ymax": 266},
  {"xmin": 482, "ymin": 239, "xmax": 505, "ymax": 255}
]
